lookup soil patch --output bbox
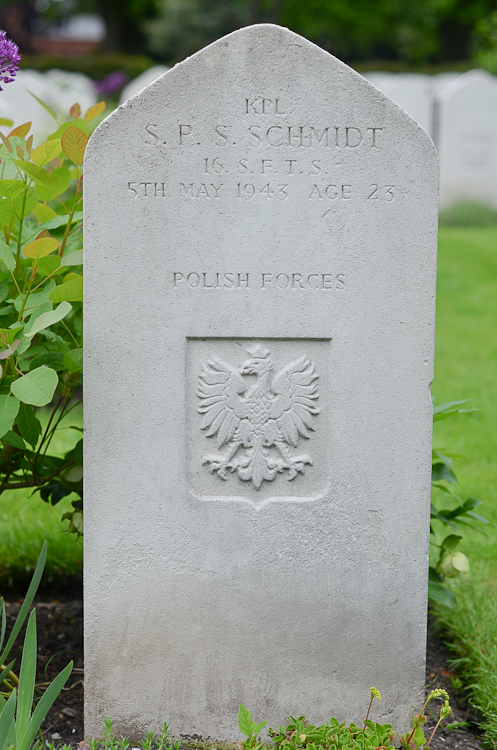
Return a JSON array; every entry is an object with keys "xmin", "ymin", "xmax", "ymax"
[{"xmin": 2, "ymin": 600, "xmax": 484, "ymax": 749}]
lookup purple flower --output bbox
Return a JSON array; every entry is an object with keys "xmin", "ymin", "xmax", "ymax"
[
  {"xmin": 0, "ymin": 30, "xmax": 21, "ymax": 92},
  {"xmin": 94, "ymin": 71, "xmax": 129, "ymax": 97}
]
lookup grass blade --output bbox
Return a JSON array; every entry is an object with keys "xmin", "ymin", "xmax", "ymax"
[
  {"xmin": 0, "ymin": 598, "xmax": 5, "ymax": 653},
  {"xmin": 27, "ymin": 91, "xmax": 58, "ymax": 121},
  {"xmin": 20, "ymin": 661, "xmax": 72, "ymax": 750},
  {"xmin": 0, "ymin": 689, "xmax": 16, "ymax": 750},
  {"xmin": 0, "ymin": 541, "xmax": 46, "ymax": 667},
  {"xmin": 16, "ymin": 609, "xmax": 37, "ymax": 744}
]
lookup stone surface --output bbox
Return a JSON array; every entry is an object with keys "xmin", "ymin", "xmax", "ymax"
[
  {"xmin": 436, "ymin": 69, "xmax": 497, "ymax": 208},
  {"xmin": 84, "ymin": 24, "xmax": 438, "ymax": 741}
]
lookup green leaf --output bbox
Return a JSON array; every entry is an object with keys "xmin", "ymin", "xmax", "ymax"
[
  {"xmin": 63, "ymin": 348, "xmax": 83, "ymax": 372},
  {"xmin": 2, "ymin": 430, "xmax": 26, "ymax": 450},
  {"xmin": 428, "ymin": 580, "xmax": 456, "ymax": 608},
  {"xmin": 16, "ymin": 403, "xmax": 41, "ymax": 447},
  {"xmin": 36, "ymin": 255, "xmax": 60, "ymax": 277},
  {"xmin": 32, "ymin": 202, "xmax": 57, "ymax": 223},
  {"xmin": 0, "ymin": 118, "xmax": 13, "ymax": 127},
  {"xmin": 0, "ymin": 324, "xmax": 23, "ymax": 346},
  {"xmin": 0, "ymin": 239, "xmax": 14, "ymax": 272},
  {"xmin": 50, "ymin": 277, "xmax": 83, "ymax": 303},
  {"xmin": 19, "ymin": 661, "xmax": 72, "ymax": 750},
  {"xmin": 16, "ymin": 610, "xmax": 37, "ymax": 743},
  {"xmin": 30, "ymin": 138, "xmax": 62, "ymax": 167},
  {"xmin": 61, "ymin": 249, "xmax": 83, "ymax": 266},
  {"xmin": 412, "ymin": 726, "xmax": 425, "ymax": 747},
  {"xmin": 38, "ymin": 211, "xmax": 83, "ymax": 232},
  {"xmin": 0, "ymin": 394, "xmax": 20, "ymax": 439},
  {"xmin": 432, "ymin": 462, "xmax": 457, "ymax": 484},
  {"xmin": 11, "ymin": 366, "xmax": 58, "ymax": 407},
  {"xmin": 0, "ymin": 689, "xmax": 16, "ymax": 750},
  {"xmin": 24, "ymin": 300, "xmax": 72, "ymax": 339},
  {"xmin": 29, "ymin": 352, "xmax": 65, "ymax": 372},
  {"xmin": 0, "ymin": 542, "xmax": 46, "ymax": 669},
  {"xmin": 34, "ymin": 167, "xmax": 71, "ymax": 202},
  {"xmin": 238, "ymin": 704, "xmax": 258, "ymax": 737}
]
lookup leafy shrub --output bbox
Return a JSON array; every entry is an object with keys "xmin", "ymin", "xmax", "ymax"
[
  {"xmin": 439, "ymin": 202, "xmax": 497, "ymax": 227},
  {"xmin": 238, "ymin": 687, "xmax": 452, "ymax": 750},
  {"xmin": 429, "ymin": 400, "xmax": 488, "ymax": 607},
  {"xmin": 0, "ymin": 100, "xmax": 105, "ymax": 533},
  {"xmin": 19, "ymin": 54, "xmax": 156, "ymax": 82}
]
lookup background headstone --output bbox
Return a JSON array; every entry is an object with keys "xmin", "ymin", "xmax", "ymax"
[
  {"xmin": 436, "ymin": 69, "xmax": 497, "ymax": 208},
  {"xmin": 119, "ymin": 65, "xmax": 169, "ymax": 104},
  {"xmin": 84, "ymin": 24, "xmax": 438, "ymax": 741},
  {"xmin": 379, "ymin": 74, "xmax": 433, "ymax": 136}
]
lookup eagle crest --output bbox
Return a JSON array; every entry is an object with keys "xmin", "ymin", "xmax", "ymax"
[{"xmin": 197, "ymin": 344, "xmax": 320, "ymax": 490}]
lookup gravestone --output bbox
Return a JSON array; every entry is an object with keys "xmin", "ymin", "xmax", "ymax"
[
  {"xmin": 380, "ymin": 75, "xmax": 433, "ymax": 136},
  {"xmin": 436, "ymin": 69, "xmax": 497, "ymax": 208},
  {"xmin": 84, "ymin": 24, "xmax": 438, "ymax": 741}
]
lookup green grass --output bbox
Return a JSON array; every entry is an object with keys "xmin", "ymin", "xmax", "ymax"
[
  {"xmin": 0, "ymin": 406, "xmax": 83, "ymax": 592},
  {"xmin": 431, "ymin": 226, "xmax": 497, "ymax": 747}
]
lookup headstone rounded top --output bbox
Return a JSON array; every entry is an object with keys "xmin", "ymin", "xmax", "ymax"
[{"xmin": 93, "ymin": 24, "xmax": 435, "ymax": 153}]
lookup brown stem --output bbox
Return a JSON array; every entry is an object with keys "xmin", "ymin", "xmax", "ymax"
[
  {"xmin": 32, "ymin": 394, "xmax": 67, "ymax": 482},
  {"xmin": 426, "ymin": 718, "xmax": 443, "ymax": 749},
  {"xmin": 363, "ymin": 697, "xmax": 373, "ymax": 732},
  {"xmin": 0, "ymin": 459, "xmax": 74, "ymax": 490}
]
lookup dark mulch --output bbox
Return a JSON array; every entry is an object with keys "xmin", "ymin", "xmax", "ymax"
[{"xmin": 2, "ymin": 598, "xmax": 485, "ymax": 749}]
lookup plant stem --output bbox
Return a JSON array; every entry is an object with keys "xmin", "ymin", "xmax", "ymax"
[
  {"xmin": 59, "ymin": 183, "xmax": 80, "ymax": 258},
  {"xmin": 426, "ymin": 718, "xmax": 443, "ymax": 748},
  {"xmin": 15, "ymin": 183, "xmax": 28, "ymax": 271},
  {"xmin": 363, "ymin": 697, "xmax": 373, "ymax": 731},
  {"xmin": 17, "ymin": 266, "xmax": 37, "ymax": 321}
]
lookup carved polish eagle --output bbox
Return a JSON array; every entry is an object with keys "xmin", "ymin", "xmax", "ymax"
[{"xmin": 197, "ymin": 344, "xmax": 320, "ymax": 489}]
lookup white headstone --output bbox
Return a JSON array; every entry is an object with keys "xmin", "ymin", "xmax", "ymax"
[
  {"xmin": 380, "ymin": 75, "xmax": 433, "ymax": 135},
  {"xmin": 437, "ymin": 69, "xmax": 497, "ymax": 207},
  {"xmin": 0, "ymin": 70, "xmax": 57, "ymax": 144},
  {"xmin": 43, "ymin": 69, "xmax": 96, "ymax": 115},
  {"xmin": 84, "ymin": 24, "xmax": 438, "ymax": 741},
  {"xmin": 119, "ymin": 65, "xmax": 169, "ymax": 104}
]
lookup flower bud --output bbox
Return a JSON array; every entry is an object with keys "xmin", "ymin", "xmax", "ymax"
[
  {"xmin": 299, "ymin": 735, "xmax": 306, "ymax": 743},
  {"xmin": 437, "ymin": 550, "xmax": 470, "ymax": 578}
]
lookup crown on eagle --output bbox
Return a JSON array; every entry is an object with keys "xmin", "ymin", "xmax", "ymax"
[{"xmin": 246, "ymin": 344, "xmax": 271, "ymax": 359}]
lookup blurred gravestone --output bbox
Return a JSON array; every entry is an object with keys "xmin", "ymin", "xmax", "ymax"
[
  {"xmin": 437, "ymin": 69, "xmax": 497, "ymax": 208},
  {"xmin": 119, "ymin": 65, "xmax": 169, "ymax": 104},
  {"xmin": 380, "ymin": 74, "xmax": 433, "ymax": 136},
  {"xmin": 84, "ymin": 24, "xmax": 438, "ymax": 741}
]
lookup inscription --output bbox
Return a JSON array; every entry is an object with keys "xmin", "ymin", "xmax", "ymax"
[
  {"xmin": 197, "ymin": 344, "xmax": 319, "ymax": 489},
  {"xmin": 128, "ymin": 182, "xmax": 166, "ymax": 197},
  {"xmin": 145, "ymin": 123, "xmax": 384, "ymax": 150},
  {"xmin": 173, "ymin": 272, "xmax": 345, "ymax": 289}
]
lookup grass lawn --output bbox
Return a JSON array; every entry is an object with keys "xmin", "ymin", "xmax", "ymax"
[
  {"xmin": 431, "ymin": 226, "xmax": 497, "ymax": 747},
  {"xmin": 0, "ymin": 405, "xmax": 83, "ymax": 592}
]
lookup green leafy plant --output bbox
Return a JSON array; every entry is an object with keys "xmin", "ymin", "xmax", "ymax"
[
  {"xmin": 238, "ymin": 687, "xmax": 452, "ymax": 750},
  {"xmin": 85, "ymin": 718, "xmax": 180, "ymax": 750},
  {"xmin": 0, "ymin": 99, "xmax": 105, "ymax": 533},
  {"xmin": 0, "ymin": 541, "xmax": 73, "ymax": 749},
  {"xmin": 429, "ymin": 400, "xmax": 489, "ymax": 608}
]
